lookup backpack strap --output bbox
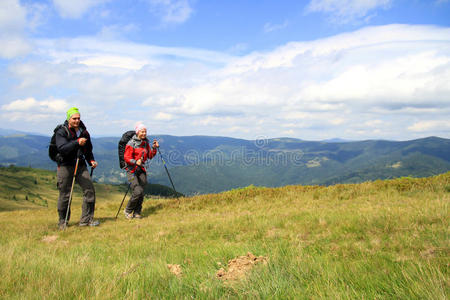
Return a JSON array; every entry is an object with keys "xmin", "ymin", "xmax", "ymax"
[
  {"xmin": 54, "ymin": 124, "xmax": 70, "ymax": 138},
  {"xmin": 63, "ymin": 125, "xmax": 70, "ymax": 138}
]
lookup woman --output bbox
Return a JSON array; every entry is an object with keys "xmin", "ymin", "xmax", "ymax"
[{"xmin": 123, "ymin": 123, "xmax": 159, "ymax": 219}]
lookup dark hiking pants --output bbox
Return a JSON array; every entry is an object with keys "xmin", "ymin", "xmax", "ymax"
[
  {"xmin": 57, "ymin": 164, "xmax": 96, "ymax": 224},
  {"xmin": 125, "ymin": 171, "xmax": 147, "ymax": 215}
]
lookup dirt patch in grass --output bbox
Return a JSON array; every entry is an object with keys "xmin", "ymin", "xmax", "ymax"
[
  {"xmin": 42, "ymin": 235, "xmax": 58, "ymax": 243},
  {"xmin": 216, "ymin": 252, "xmax": 267, "ymax": 282},
  {"xmin": 420, "ymin": 247, "xmax": 436, "ymax": 259},
  {"xmin": 167, "ymin": 264, "xmax": 183, "ymax": 277}
]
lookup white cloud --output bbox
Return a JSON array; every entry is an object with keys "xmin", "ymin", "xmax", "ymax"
[
  {"xmin": 52, "ymin": 0, "xmax": 110, "ymax": 19},
  {"xmin": 408, "ymin": 120, "xmax": 450, "ymax": 132},
  {"xmin": 227, "ymin": 43, "xmax": 249, "ymax": 55},
  {"xmin": 40, "ymin": 99, "xmax": 70, "ymax": 112},
  {"xmin": 0, "ymin": 0, "xmax": 31, "ymax": 58},
  {"xmin": 263, "ymin": 21, "xmax": 289, "ymax": 33},
  {"xmin": 2, "ymin": 97, "xmax": 69, "ymax": 113},
  {"xmin": 155, "ymin": 112, "xmax": 174, "ymax": 121},
  {"xmin": 79, "ymin": 55, "xmax": 150, "ymax": 70},
  {"xmin": 365, "ymin": 120, "xmax": 383, "ymax": 127},
  {"xmin": 306, "ymin": 0, "xmax": 392, "ymax": 24},
  {"xmin": 222, "ymin": 24, "xmax": 450, "ymax": 75},
  {"xmin": 283, "ymin": 112, "xmax": 310, "ymax": 120},
  {"xmin": 0, "ymin": 37, "xmax": 31, "ymax": 59},
  {"xmin": 2, "ymin": 98, "xmax": 37, "ymax": 111},
  {"xmin": 225, "ymin": 126, "xmax": 251, "ymax": 134},
  {"xmin": 2, "ymin": 25, "xmax": 450, "ymax": 140},
  {"xmin": 0, "ymin": 0, "xmax": 26, "ymax": 31},
  {"xmin": 97, "ymin": 23, "xmax": 139, "ymax": 40},
  {"xmin": 0, "ymin": 97, "xmax": 70, "ymax": 128},
  {"xmin": 299, "ymin": 51, "xmax": 450, "ymax": 105},
  {"xmin": 147, "ymin": 0, "xmax": 193, "ymax": 25},
  {"xmin": 35, "ymin": 37, "xmax": 232, "ymax": 67},
  {"xmin": 330, "ymin": 118, "xmax": 346, "ymax": 125},
  {"xmin": 209, "ymin": 25, "xmax": 450, "ymax": 128}
]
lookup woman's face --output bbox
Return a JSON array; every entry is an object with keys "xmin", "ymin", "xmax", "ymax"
[{"xmin": 137, "ymin": 129, "xmax": 147, "ymax": 140}]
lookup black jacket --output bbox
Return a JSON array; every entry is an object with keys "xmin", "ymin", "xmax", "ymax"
[{"xmin": 55, "ymin": 120, "xmax": 95, "ymax": 166}]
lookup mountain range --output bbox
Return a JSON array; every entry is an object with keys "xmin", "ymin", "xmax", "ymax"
[{"xmin": 0, "ymin": 129, "xmax": 449, "ymax": 195}]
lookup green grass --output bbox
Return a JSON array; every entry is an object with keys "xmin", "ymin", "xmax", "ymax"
[
  {"xmin": 0, "ymin": 168, "xmax": 448, "ymax": 299},
  {"xmin": 0, "ymin": 166, "xmax": 126, "ymax": 211}
]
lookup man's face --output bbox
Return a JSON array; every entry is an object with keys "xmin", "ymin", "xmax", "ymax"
[{"xmin": 68, "ymin": 113, "xmax": 81, "ymax": 129}]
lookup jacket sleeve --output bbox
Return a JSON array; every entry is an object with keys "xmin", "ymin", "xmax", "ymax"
[
  {"xmin": 148, "ymin": 145, "xmax": 157, "ymax": 160},
  {"xmin": 82, "ymin": 130, "xmax": 95, "ymax": 163},
  {"xmin": 124, "ymin": 144, "xmax": 136, "ymax": 165},
  {"xmin": 56, "ymin": 128, "xmax": 79, "ymax": 156}
]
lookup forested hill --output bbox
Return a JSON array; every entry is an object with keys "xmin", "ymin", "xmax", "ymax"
[{"xmin": 0, "ymin": 131, "xmax": 449, "ymax": 195}]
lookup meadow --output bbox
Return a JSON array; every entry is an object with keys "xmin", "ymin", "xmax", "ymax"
[{"xmin": 0, "ymin": 167, "xmax": 448, "ymax": 299}]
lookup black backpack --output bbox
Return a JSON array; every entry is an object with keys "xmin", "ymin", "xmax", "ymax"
[
  {"xmin": 49, "ymin": 124, "xmax": 70, "ymax": 163},
  {"xmin": 118, "ymin": 131, "xmax": 135, "ymax": 169}
]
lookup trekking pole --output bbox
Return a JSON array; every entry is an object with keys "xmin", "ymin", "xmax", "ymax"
[
  {"xmin": 115, "ymin": 182, "xmax": 131, "ymax": 219},
  {"xmin": 157, "ymin": 148, "xmax": 179, "ymax": 198},
  {"xmin": 63, "ymin": 149, "xmax": 81, "ymax": 230},
  {"xmin": 90, "ymin": 166, "xmax": 94, "ymax": 178}
]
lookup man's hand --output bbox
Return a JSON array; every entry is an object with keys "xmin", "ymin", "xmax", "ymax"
[
  {"xmin": 78, "ymin": 138, "xmax": 87, "ymax": 146},
  {"xmin": 91, "ymin": 161, "xmax": 98, "ymax": 168},
  {"xmin": 152, "ymin": 139, "xmax": 159, "ymax": 149},
  {"xmin": 136, "ymin": 159, "xmax": 142, "ymax": 166}
]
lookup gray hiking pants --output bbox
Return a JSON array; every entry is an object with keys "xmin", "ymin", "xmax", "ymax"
[
  {"xmin": 125, "ymin": 171, "xmax": 147, "ymax": 215},
  {"xmin": 57, "ymin": 163, "xmax": 96, "ymax": 224}
]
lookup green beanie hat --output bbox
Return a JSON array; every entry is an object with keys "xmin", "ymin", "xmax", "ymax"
[{"xmin": 66, "ymin": 107, "xmax": 80, "ymax": 120}]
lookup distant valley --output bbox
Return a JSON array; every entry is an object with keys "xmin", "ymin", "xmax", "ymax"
[{"xmin": 0, "ymin": 129, "xmax": 449, "ymax": 195}]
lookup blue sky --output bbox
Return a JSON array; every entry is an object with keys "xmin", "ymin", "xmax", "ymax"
[{"xmin": 1, "ymin": 0, "xmax": 450, "ymax": 140}]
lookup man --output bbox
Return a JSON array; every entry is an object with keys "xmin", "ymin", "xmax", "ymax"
[
  {"xmin": 123, "ymin": 123, "xmax": 159, "ymax": 219},
  {"xmin": 55, "ymin": 107, "xmax": 99, "ymax": 229}
]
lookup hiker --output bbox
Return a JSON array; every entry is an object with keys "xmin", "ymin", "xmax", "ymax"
[
  {"xmin": 123, "ymin": 123, "xmax": 159, "ymax": 219},
  {"xmin": 55, "ymin": 107, "xmax": 99, "ymax": 229}
]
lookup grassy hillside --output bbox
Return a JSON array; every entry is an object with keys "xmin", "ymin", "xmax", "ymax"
[
  {"xmin": 0, "ymin": 169, "xmax": 448, "ymax": 298},
  {"xmin": 0, "ymin": 166, "xmax": 126, "ymax": 211},
  {"xmin": 0, "ymin": 166, "xmax": 56, "ymax": 210},
  {"xmin": 0, "ymin": 166, "xmax": 181, "ymax": 211}
]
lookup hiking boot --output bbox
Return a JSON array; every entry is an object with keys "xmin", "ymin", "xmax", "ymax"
[
  {"xmin": 79, "ymin": 220, "xmax": 100, "ymax": 227},
  {"xmin": 124, "ymin": 211, "xmax": 134, "ymax": 220},
  {"xmin": 58, "ymin": 220, "xmax": 68, "ymax": 230},
  {"xmin": 134, "ymin": 213, "xmax": 142, "ymax": 219}
]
